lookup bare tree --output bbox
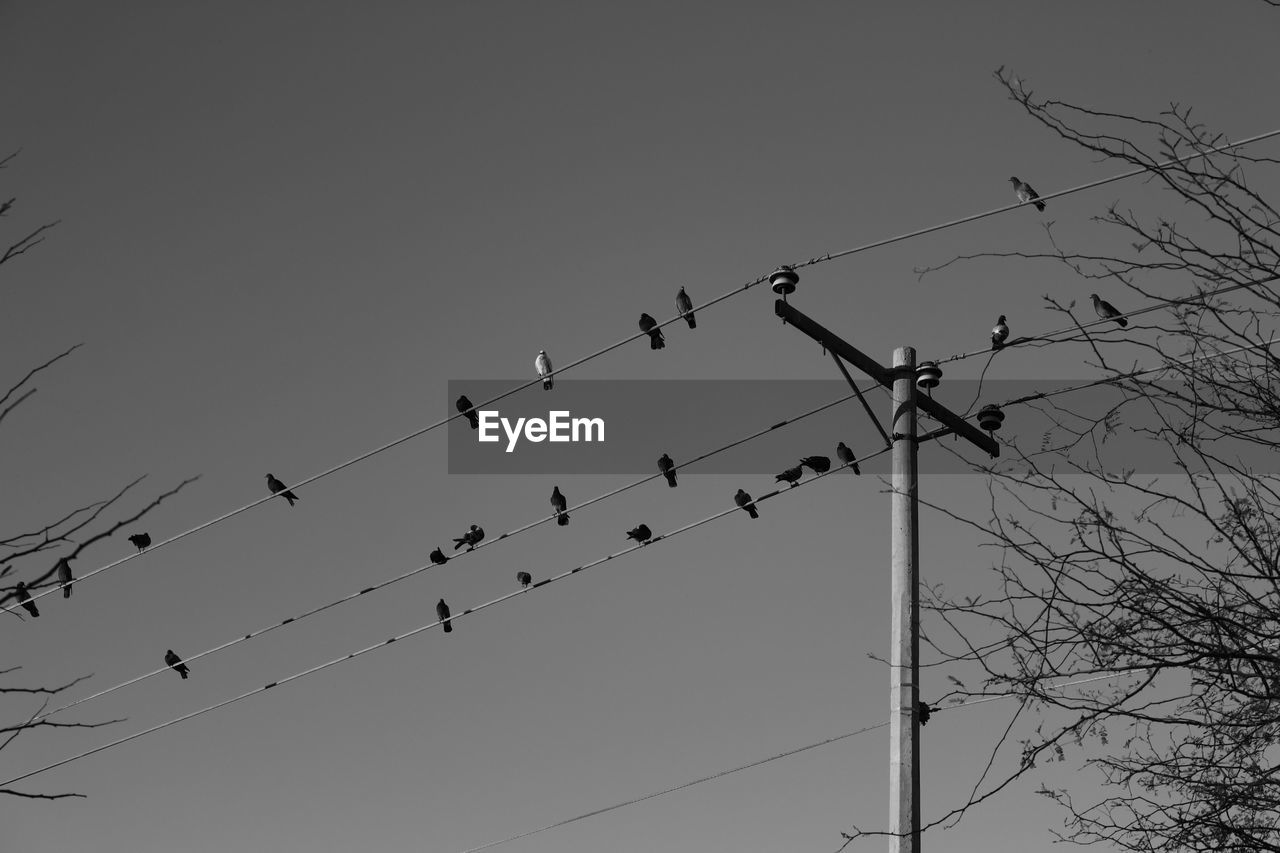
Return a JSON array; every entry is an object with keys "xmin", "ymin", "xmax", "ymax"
[
  {"xmin": 850, "ymin": 64, "xmax": 1280, "ymax": 853},
  {"xmin": 1, "ymin": 151, "xmax": 197, "ymax": 799}
]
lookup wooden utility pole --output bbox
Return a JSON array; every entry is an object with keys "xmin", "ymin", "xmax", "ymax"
[
  {"xmin": 888, "ymin": 346, "xmax": 920, "ymax": 853},
  {"xmin": 773, "ymin": 291, "xmax": 998, "ymax": 853}
]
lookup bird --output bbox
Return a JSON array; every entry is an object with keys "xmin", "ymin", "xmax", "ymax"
[
  {"xmin": 14, "ymin": 581, "xmax": 38, "ymax": 618},
  {"xmin": 638, "ymin": 313, "xmax": 665, "ymax": 350},
  {"xmin": 517, "ymin": 571, "xmax": 532, "ymax": 588},
  {"xmin": 456, "ymin": 395, "xmax": 479, "ymax": 429},
  {"xmin": 265, "ymin": 474, "xmax": 299, "ymax": 506},
  {"xmin": 1009, "ymin": 176, "xmax": 1045, "ymax": 211},
  {"xmin": 734, "ymin": 489, "xmax": 759, "ymax": 519},
  {"xmin": 550, "ymin": 486, "xmax": 569, "ymax": 526},
  {"xmin": 657, "ymin": 453, "xmax": 677, "ymax": 487},
  {"xmin": 626, "ymin": 524, "xmax": 652, "ymax": 544},
  {"xmin": 800, "ymin": 455, "xmax": 831, "ymax": 474},
  {"xmin": 429, "ymin": 547, "xmax": 448, "ymax": 566},
  {"xmin": 676, "ymin": 286, "xmax": 696, "ymax": 329},
  {"xmin": 164, "ymin": 649, "xmax": 189, "ymax": 679},
  {"xmin": 436, "ymin": 598, "xmax": 453, "ymax": 633},
  {"xmin": 453, "ymin": 524, "xmax": 484, "ymax": 551},
  {"xmin": 836, "ymin": 441, "xmax": 862, "ymax": 475},
  {"xmin": 775, "ymin": 465, "xmax": 803, "ymax": 487},
  {"xmin": 56, "ymin": 557, "xmax": 74, "ymax": 598},
  {"xmin": 1090, "ymin": 293, "xmax": 1128, "ymax": 327},
  {"xmin": 991, "ymin": 315, "xmax": 1010, "ymax": 350},
  {"xmin": 127, "ymin": 532, "xmax": 152, "ymax": 553},
  {"xmin": 535, "ymin": 350, "xmax": 553, "ymax": 390},
  {"xmin": 918, "ymin": 701, "xmax": 932, "ymax": 726}
]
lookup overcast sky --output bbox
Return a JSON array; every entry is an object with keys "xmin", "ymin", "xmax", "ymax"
[{"xmin": 2, "ymin": 3, "xmax": 1278, "ymax": 852}]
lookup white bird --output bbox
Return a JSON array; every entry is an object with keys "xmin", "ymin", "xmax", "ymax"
[{"xmin": 535, "ymin": 350, "xmax": 553, "ymax": 390}]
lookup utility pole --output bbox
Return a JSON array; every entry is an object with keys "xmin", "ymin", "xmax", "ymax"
[{"xmin": 772, "ymin": 277, "xmax": 998, "ymax": 853}]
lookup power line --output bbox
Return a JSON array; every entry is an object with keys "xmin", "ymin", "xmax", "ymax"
[
  {"xmin": 33, "ymin": 386, "xmax": 879, "ymax": 723},
  {"xmin": 14, "ymin": 123, "xmax": 1277, "ymax": 614},
  {"xmin": 450, "ymin": 670, "xmax": 1141, "ymax": 853},
  {"xmin": 0, "ymin": 447, "xmax": 890, "ymax": 790},
  {"xmin": 932, "ymin": 275, "xmax": 1279, "ymax": 367}
]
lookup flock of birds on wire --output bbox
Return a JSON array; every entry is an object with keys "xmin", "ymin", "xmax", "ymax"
[{"xmin": 6, "ymin": 176, "xmax": 1135, "ymax": 685}]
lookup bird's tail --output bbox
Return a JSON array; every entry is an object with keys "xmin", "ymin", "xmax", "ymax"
[
  {"xmin": 27, "ymin": 604, "xmax": 39, "ymax": 618},
  {"xmin": 663, "ymin": 472, "xmax": 677, "ymax": 488},
  {"xmin": 467, "ymin": 413, "xmax": 479, "ymax": 429},
  {"xmin": 63, "ymin": 586, "xmax": 71, "ymax": 599},
  {"xmin": 285, "ymin": 493, "xmax": 298, "ymax": 506},
  {"xmin": 849, "ymin": 464, "xmax": 862, "ymax": 475},
  {"xmin": 180, "ymin": 668, "xmax": 188, "ymax": 679},
  {"xmin": 1117, "ymin": 317, "xmax": 1129, "ymax": 327},
  {"xmin": 650, "ymin": 333, "xmax": 665, "ymax": 350},
  {"xmin": 442, "ymin": 621, "xmax": 452, "ymax": 633},
  {"xmin": 557, "ymin": 512, "xmax": 570, "ymax": 526},
  {"xmin": 543, "ymin": 378, "xmax": 553, "ymax": 390},
  {"xmin": 453, "ymin": 538, "xmax": 466, "ymax": 550},
  {"xmin": 1034, "ymin": 201, "xmax": 1046, "ymax": 212},
  {"xmin": 684, "ymin": 314, "xmax": 696, "ymax": 329},
  {"xmin": 991, "ymin": 341, "xmax": 1003, "ymax": 351},
  {"xmin": 746, "ymin": 505, "xmax": 759, "ymax": 519}
]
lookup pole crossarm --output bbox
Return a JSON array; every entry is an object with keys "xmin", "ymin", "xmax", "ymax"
[{"xmin": 774, "ymin": 300, "xmax": 999, "ymax": 458}]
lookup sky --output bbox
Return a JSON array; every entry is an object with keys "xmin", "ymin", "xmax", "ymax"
[{"xmin": 2, "ymin": 2, "xmax": 1278, "ymax": 851}]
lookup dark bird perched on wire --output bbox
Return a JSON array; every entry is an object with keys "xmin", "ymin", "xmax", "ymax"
[
  {"xmin": 165, "ymin": 649, "xmax": 189, "ymax": 680},
  {"xmin": 775, "ymin": 465, "xmax": 803, "ymax": 487},
  {"xmin": 800, "ymin": 455, "xmax": 831, "ymax": 474},
  {"xmin": 14, "ymin": 581, "xmax": 39, "ymax": 618},
  {"xmin": 453, "ymin": 524, "xmax": 484, "ymax": 551},
  {"xmin": 657, "ymin": 453, "xmax": 677, "ymax": 487},
  {"xmin": 1090, "ymin": 293, "xmax": 1128, "ymax": 327},
  {"xmin": 836, "ymin": 441, "xmax": 861, "ymax": 475},
  {"xmin": 56, "ymin": 557, "xmax": 74, "ymax": 598},
  {"xmin": 517, "ymin": 571, "xmax": 532, "ymax": 588},
  {"xmin": 676, "ymin": 286, "xmax": 696, "ymax": 329},
  {"xmin": 626, "ymin": 524, "xmax": 652, "ymax": 544},
  {"xmin": 436, "ymin": 598, "xmax": 453, "ymax": 633},
  {"xmin": 429, "ymin": 547, "xmax": 448, "ymax": 566},
  {"xmin": 127, "ymin": 532, "xmax": 152, "ymax": 553},
  {"xmin": 1009, "ymin": 176, "xmax": 1045, "ymax": 211},
  {"xmin": 535, "ymin": 350, "xmax": 553, "ymax": 390},
  {"xmin": 265, "ymin": 473, "xmax": 299, "ymax": 506},
  {"xmin": 991, "ymin": 315, "xmax": 1009, "ymax": 350},
  {"xmin": 456, "ymin": 395, "xmax": 479, "ymax": 429},
  {"xmin": 918, "ymin": 701, "xmax": 932, "ymax": 726},
  {"xmin": 638, "ymin": 313, "xmax": 665, "ymax": 350},
  {"xmin": 734, "ymin": 489, "xmax": 759, "ymax": 519},
  {"xmin": 550, "ymin": 486, "xmax": 569, "ymax": 526}
]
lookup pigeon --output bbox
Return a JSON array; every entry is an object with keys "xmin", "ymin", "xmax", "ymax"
[
  {"xmin": 638, "ymin": 313, "xmax": 665, "ymax": 350},
  {"xmin": 265, "ymin": 474, "xmax": 299, "ymax": 506},
  {"xmin": 836, "ymin": 441, "xmax": 861, "ymax": 475},
  {"xmin": 456, "ymin": 395, "xmax": 479, "ymax": 430},
  {"xmin": 164, "ymin": 649, "xmax": 189, "ymax": 679},
  {"xmin": 550, "ymin": 486, "xmax": 569, "ymax": 526},
  {"xmin": 1090, "ymin": 293, "xmax": 1128, "ymax": 327},
  {"xmin": 1009, "ymin": 176, "xmax": 1045, "ymax": 211},
  {"xmin": 918, "ymin": 701, "xmax": 932, "ymax": 726},
  {"xmin": 626, "ymin": 524, "xmax": 652, "ymax": 544},
  {"xmin": 127, "ymin": 532, "xmax": 152, "ymax": 553},
  {"xmin": 517, "ymin": 571, "xmax": 532, "ymax": 588},
  {"xmin": 453, "ymin": 524, "xmax": 484, "ymax": 551},
  {"xmin": 535, "ymin": 350, "xmax": 553, "ymax": 390},
  {"xmin": 734, "ymin": 489, "xmax": 759, "ymax": 519},
  {"xmin": 775, "ymin": 465, "xmax": 803, "ymax": 487},
  {"xmin": 800, "ymin": 455, "xmax": 831, "ymax": 474},
  {"xmin": 436, "ymin": 598, "xmax": 453, "ymax": 633},
  {"xmin": 991, "ymin": 315, "xmax": 1010, "ymax": 350},
  {"xmin": 676, "ymin": 286, "xmax": 696, "ymax": 329},
  {"xmin": 56, "ymin": 557, "xmax": 74, "ymax": 598},
  {"xmin": 14, "ymin": 581, "xmax": 38, "ymax": 618},
  {"xmin": 657, "ymin": 453, "xmax": 677, "ymax": 487},
  {"xmin": 429, "ymin": 547, "xmax": 448, "ymax": 566}
]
